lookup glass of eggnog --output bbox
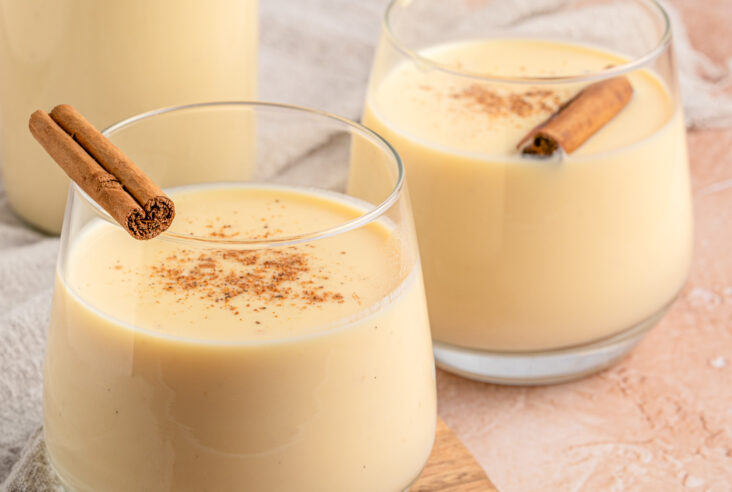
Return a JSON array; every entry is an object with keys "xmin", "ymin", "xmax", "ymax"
[
  {"xmin": 355, "ymin": 0, "xmax": 692, "ymax": 384},
  {"xmin": 43, "ymin": 102, "xmax": 436, "ymax": 492}
]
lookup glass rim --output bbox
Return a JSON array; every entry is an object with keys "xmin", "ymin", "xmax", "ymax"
[
  {"xmin": 382, "ymin": 0, "xmax": 672, "ymax": 85},
  {"xmin": 71, "ymin": 101, "xmax": 405, "ymax": 248}
]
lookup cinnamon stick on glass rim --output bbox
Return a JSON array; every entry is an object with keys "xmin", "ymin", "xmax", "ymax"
[
  {"xmin": 518, "ymin": 76, "xmax": 633, "ymax": 157},
  {"xmin": 29, "ymin": 104, "xmax": 174, "ymax": 240}
]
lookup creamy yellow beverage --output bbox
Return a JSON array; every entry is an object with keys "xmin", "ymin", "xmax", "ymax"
[
  {"xmin": 44, "ymin": 185, "xmax": 436, "ymax": 492},
  {"xmin": 0, "ymin": 0, "xmax": 258, "ymax": 233},
  {"xmin": 359, "ymin": 39, "xmax": 692, "ymax": 352}
]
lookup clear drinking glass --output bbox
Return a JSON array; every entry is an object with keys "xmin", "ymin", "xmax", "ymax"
[
  {"xmin": 358, "ymin": 0, "xmax": 692, "ymax": 384},
  {"xmin": 43, "ymin": 102, "xmax": 436, "ymax": 492}
]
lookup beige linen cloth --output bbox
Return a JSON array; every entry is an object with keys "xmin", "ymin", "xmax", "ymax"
[{"xmin": 1, "ymin": 1, "xmax": 730, "ymax": 490}]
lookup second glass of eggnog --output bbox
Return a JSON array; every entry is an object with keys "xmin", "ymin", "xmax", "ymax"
[
  {"xmin": 43, "ymin": 103, "xmax": 436, "ymax": 492},
  {"xmin": 355, "ymin": 0, "xmax": 692, "ymax": 383}
]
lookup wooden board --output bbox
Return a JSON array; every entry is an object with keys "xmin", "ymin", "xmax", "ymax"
[{"xmin": 410, "ymin": 418, "xmax": 498, "ymax": 491}]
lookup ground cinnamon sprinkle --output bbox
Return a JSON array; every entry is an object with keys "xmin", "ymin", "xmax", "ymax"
[
  {"xmin": 147, "ymin": 245, "xmax": 346, "ymax": 318},
  {"xmin": 448, "ymin": 85, "xmax": 562, "ymax": 118},
  {"xmin": 204, "ymin": 221, "xmax": 283, "ymax": 240},
  {"xmin": 207, "ymin": 223, "xmax": 240, "ymax": 238}
]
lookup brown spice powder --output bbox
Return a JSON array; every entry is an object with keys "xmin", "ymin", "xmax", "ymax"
[
  {"xmin": 449, "ymin": 85, "xmax": 563, "ymax": 118},
  {"xmin": 147, "ymin": 244, "xmax": 346, "ymax": 318}
]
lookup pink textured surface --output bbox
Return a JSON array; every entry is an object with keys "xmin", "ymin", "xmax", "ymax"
[{"xmin": 436, "ymin": 2, "xmax": 732, "ymax": 490}]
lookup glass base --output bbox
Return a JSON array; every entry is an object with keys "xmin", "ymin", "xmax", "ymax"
[{"xmin": 434, "ymin": 299, "xmax": 675, "ymax": 385}]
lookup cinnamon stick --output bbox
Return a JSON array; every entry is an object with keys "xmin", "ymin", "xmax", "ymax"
[
  {"xmin": 29, "ymin": 104, "xmax": 174, "ymax": 239},
  {"xmin": 518, "ymin": 76, "xmax": 633, "ymax": 157}
]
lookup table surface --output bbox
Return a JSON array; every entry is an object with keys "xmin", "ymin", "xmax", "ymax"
[
  {"xmin": 435, "ymin": 1, "xmax": 732, "ymax": 490},
  {"xmin": 411, "ymin": 418, "xmax": 498, "ymax": 491}
]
